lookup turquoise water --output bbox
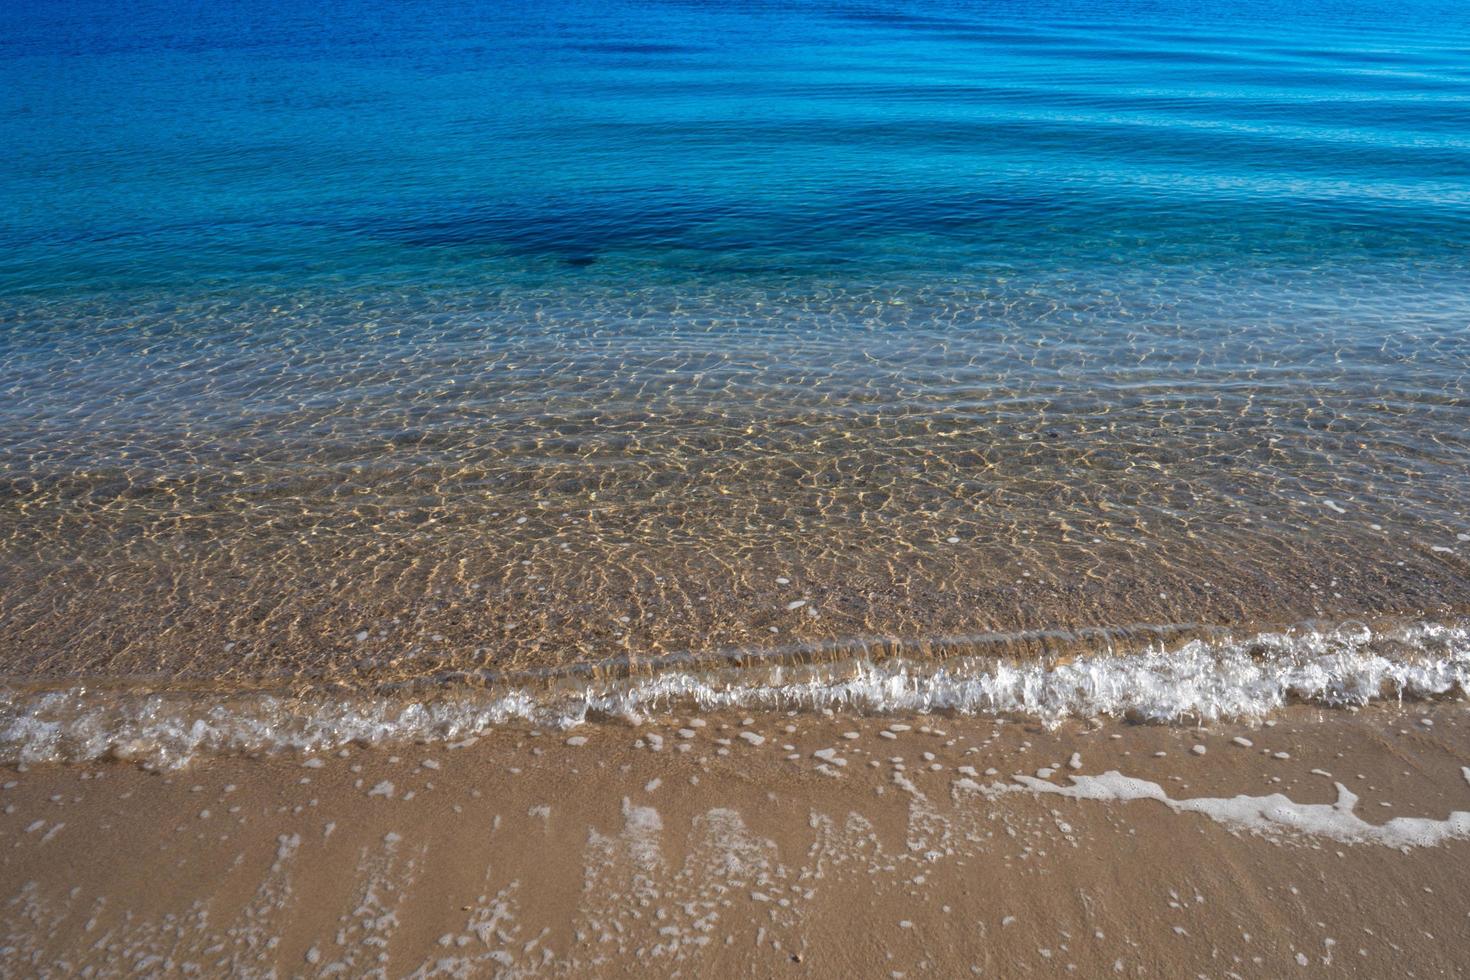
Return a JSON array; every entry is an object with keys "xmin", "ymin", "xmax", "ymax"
[
  {"xmin": 5, "ymin": 0, "xmax": 1470, "ymax": 292},
  {"xmin": 1, "ymin": 0, "xmax": 1468, "ymax": 687}
]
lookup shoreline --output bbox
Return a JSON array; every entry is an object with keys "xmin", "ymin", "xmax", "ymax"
[
  {"xmin": 3, "ymin": 701, "xmax": 1468, "ymax": 975},
  {"xmin": 3, "ymin": 615, "xmax": 1466, "ymax": 770}
]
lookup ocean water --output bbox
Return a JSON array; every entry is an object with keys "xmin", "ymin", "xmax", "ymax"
[{"xmin": 2, "ymin": 0, "xmax": 1469, "ymax": 759}]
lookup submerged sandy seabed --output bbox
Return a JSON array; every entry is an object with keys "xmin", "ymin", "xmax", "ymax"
[{"xmin": 2, "ymin": 701, "xmax": 1469, "ymax": 977}]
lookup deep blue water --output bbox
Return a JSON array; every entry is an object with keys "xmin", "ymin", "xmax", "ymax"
[
  {"xmin": 1, "ymin": 0, "xmax": 1469, "ymax": 682},
  {"xmin": 3, "ymin": 0, "xmax": 1469, "ymax": 294}
]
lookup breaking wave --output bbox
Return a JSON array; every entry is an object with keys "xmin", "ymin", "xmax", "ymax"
[{"xmin": 2, "ymin": 618, "xmax": 1467, "ymax": 768}]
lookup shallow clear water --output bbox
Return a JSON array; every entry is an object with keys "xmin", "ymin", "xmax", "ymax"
[{"xmin": 1, "ymin": 0, "xmax": 1468, "ymax": 701}]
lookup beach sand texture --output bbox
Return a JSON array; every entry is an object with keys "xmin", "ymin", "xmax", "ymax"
[{"xmin": 3, "ymin": 703, "xmax": 1469, "ymax": 977}]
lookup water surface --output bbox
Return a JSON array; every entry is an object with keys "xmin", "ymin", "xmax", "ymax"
[{"xmin": 1, "ymin": 0, "xmax": 1468, "ymax": 695}]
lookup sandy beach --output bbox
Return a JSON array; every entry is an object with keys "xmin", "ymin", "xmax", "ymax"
[
  {"xmin": 3, "ymin": 701, "xmax": 1468, "ymax": 977},
  {"xmin": 5, "ymin": 0, "xmax": 1470, "ymax": 975}
]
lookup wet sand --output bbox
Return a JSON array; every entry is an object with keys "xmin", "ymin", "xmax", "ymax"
[{"xmin": 3, "ymin": 702, "xmax": 1469, "ymax": 977}]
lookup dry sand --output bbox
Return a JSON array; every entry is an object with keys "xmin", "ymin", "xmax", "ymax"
[{"xmin": 2, "ymin": 702, "xmax": 1469, "ymax": 977}]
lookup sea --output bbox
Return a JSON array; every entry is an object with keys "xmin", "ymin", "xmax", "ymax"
[{"xmin": 1, "ymin": 0, "xmax": 1468, "ymax": 765}]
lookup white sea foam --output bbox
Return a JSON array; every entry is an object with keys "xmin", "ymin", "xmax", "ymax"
[
  {"xmin": 0, "ymin": 618, "xmax": 1466, "ymax": 768},
  {"xmin": 1010, "ymin": 771, "xmax": 1470, "ymax": 849}
]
